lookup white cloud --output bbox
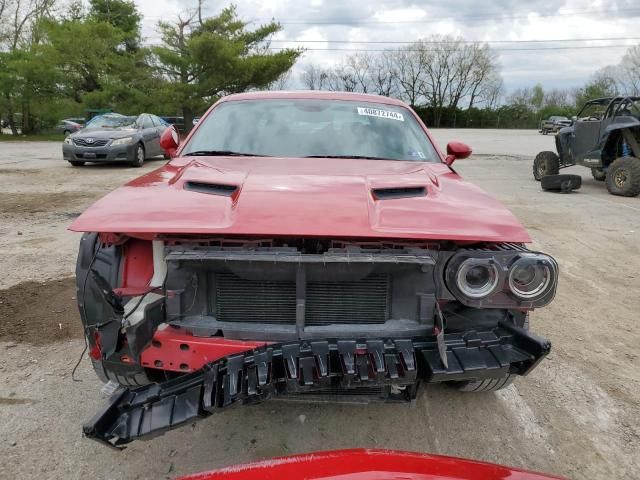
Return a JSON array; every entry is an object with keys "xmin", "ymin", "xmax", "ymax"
[{"xmin": 134, "ymin": 0, "xmax": 640, "ymax": 91}]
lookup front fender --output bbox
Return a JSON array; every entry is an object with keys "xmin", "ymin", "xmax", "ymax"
[{"xmin": 555, "ymin": 127, "xmax": 574, "ymax": 165}]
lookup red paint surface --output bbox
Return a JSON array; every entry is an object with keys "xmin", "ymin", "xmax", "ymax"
[
  {"xmin": 446, "ymin": 141, "xmax": 472, "ymax": 159},
  {"xmin": 177, "ymin": 449, "xmax": 566, "ymax": 480},
  {"xmin": 119, "ymin": 239, "xmax": 153, "ymax": 290},
  {"xmin": 69, "ymin": 92, "xmax": 529, "ymax": 243},
  {"xmin": 139, "ymin": 327, "xmax": 267, "ymax": 373}
]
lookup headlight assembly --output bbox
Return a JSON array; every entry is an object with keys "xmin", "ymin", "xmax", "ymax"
[
  {"xmin": 508, "ymin": 255, "xmax": 554, "ymax": 299},
  {"xmin": 445, "ymin": 250, "xmax": 558, "ymax": 309},
  {"xmin": 64, "ymin": 137, "xmax": 73, "ymax": 144},
  {"xmin": 455, "ymin": 258, "xmax": 499, "ymax": 299},
  {"xmin": 111, "ymin": 136, "xmax": 134, "ymax": 146}
]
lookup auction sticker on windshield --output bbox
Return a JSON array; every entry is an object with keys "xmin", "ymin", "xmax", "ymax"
[{"xmin": 357, "ymin": 107, "xmax": 404, "ymax": 121}]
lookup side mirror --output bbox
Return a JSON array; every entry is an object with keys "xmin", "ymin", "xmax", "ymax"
[
  {"xmin": 160, "ymin": 126, "xmax": 180, "ymax": 158},
  {"xmin": 445, "ymin": 141, "xmax": 472, "ymax": 166}
]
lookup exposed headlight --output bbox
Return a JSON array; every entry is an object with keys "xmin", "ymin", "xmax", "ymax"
[
  {"xmin": 445, "ymin": 250, "xmax": 558, "ymax": 309},
  {"xmin": 508, "ymin": 255, "xmax": 554, "ymax": 299},
  {"xmin": 455, "ymin": 258, "xmax": 499, "ymax": 299},
  {"xmin": 64, "ymin": 137, "xmax": 73, "ymax": 144},
  {"xmin": 111, "ymin": 136, "xmax": 134, "ymax": 146}
]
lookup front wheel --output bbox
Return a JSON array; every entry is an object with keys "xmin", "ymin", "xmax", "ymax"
[
  {"xmin": 452, "ymin": 316, "xmax": 529, "ymax": 393},
  {"xmin": 591, "ymin": 168, "xmax": 607, "ymax": 181},
  {"xmin": 130, "ymin": 143, "xmax": 145, "ymax": 168},
  {"xmin": 533, "ymin": 151, "xmax": 560, "ymax": 180},
  {"xmin": 606, "ymin": 157, "xmax": 640, "ymax": 197},
  {"xmin": 91, "ymin": 359, "xmax": 151, "ymax": 387},
  {"xmin": 606, "ymin": 157, "xmax": 640, "ymax": 196},
  {"xmin": 454, "ymin": 375, "xmax": 516, "ymax": 392}
]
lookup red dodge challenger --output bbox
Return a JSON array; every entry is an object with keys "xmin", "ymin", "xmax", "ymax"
[{"xmin": 72, "ymin": 91, "xmax": 557, "ymax": 447}]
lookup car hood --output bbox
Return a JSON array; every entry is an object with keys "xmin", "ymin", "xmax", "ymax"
[
  {"xmin": 70, "ymin": 128, "xmax": 138, "ymax": 139},
  {"xmin": 177, "ymin": 449, "xmax": 566, "ymax": 480},
  {"xmin": 69, "ymin": 156, "xmax": 530, "ymax": 243}
]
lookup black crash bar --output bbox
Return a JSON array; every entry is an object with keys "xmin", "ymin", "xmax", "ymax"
[{"xmin": 84, "ymin": 321, "xmax": 550, "ymax": 448}]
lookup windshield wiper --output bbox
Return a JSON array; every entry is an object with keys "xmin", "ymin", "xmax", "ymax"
[
  {"xmin": 304, "ymin": 155, "xmax": 392, "ymax": 160},
  {"xmin": 184, "ymin": 150, "xmax": 269, "ymax": 157}
]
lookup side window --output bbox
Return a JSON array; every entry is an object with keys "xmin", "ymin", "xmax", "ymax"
[
  {"xmin": 141, "ymin": 115, "xmax": 154, "ymax": 129},
  {"xmin": 578, "ymin": 103, "xmax": 606, "ymax": 121},
  {"xmin": 153, "ymin": 115, "xmax": 169, "ymax": 126}
]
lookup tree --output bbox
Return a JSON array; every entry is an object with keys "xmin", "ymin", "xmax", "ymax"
[
  {"xmin": 370, "ymin": 51, "xmax": 397, "ymax": 97},
  {"xmin": 87, "ymin": 0, "xmax": 141, "ymax": 52},
  {"xmin": 531, "ymin": 84, "xmax": 544, "ymax": 111},
  {"xmin": 301, "ymin": 63, "xmax": 329, "ymax": 90},
  {"xmin": 0, "ymin": 0, "xmax": 57, "ymax": 134},
  {"xmin": 575, "ymin": 70, "xmax": 617, "ymax": 108},
  {"xmin": 619, "ymin": 45, "xmax": 640, "ymax": 95},
  {"xmin": 391, "ymin": 46, "xmax": 426, "ymax": 106},
  {"xmin": 152, "ymin": 6, "xmax": 301, "ymax": 130}
]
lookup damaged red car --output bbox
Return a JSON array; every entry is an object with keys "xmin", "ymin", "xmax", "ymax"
[{"xmin": 72, "ymin": 91, "xmax": 557, "ymax": 447}]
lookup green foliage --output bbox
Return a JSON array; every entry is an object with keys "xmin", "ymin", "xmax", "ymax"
[
  {"xmin": 152, "ymin": 5, "xmax": 302, "ymax": 129},
  {"xmin": 88, "ymin": 0, "xmax": 142, "ymax": 51},
  {"xmin": 574, "ymin": 75, "xmax": 617, "ymax": 109}
]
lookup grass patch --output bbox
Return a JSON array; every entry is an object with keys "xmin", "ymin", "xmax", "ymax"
[{"xmin": 0, "ymin": 133, "xmax": 63, "ymax": 142}]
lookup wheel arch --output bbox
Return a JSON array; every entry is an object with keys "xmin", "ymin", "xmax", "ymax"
[{"xmin": 601, "ymin": 125, "xmax": 640, "ymax": 167}]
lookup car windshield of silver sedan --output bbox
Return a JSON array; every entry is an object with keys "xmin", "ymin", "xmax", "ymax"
[
  {"xmin": 182, "ymin": 99, "xmax": 441, "ymax": 162},
  {"xmin": 85, "ymin": 115, "xmax": 137, "ymax": 130}
]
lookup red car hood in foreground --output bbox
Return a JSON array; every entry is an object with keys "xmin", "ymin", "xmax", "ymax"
[
  {"xmin": 70, "ymin": 156, "xmax": 530, "ymax": 243},
  {"xmin": 178, "ymin": 449, "xmax": 565, "ymax": 480}
]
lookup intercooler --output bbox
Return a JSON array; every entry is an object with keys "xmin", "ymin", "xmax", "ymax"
[
  {"xmin": 164, "ymin": 245, "xmax": 438, "ymax": 340},
  {"xmin": 214, "ymin": 272, "xmax": 390, "ymax": 325}
]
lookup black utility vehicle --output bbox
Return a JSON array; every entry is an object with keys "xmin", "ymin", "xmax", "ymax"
[{"xmin": 533, "ymin": 96, "xmax": 640, "ymax": 196}]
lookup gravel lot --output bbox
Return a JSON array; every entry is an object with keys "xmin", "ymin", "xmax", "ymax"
[{"xmin": 1, "ymin": 130, "xmax": 638, "ymax": 479}]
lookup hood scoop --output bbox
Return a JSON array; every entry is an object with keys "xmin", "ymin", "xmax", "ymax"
[
  {"xmin": 184, "ymin": 181, "xmax": 238, "ymax": 197},
  {"xmin": 372, "ymin": 186, "xmax": 426, "ymax": 200}
]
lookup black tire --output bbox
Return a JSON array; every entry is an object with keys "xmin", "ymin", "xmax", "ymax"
[
  {"xmin": 605, "ymin": 157, "xmax": 640, "ymax": 197},
  {"xmin": 130, "ymin": 143, "xmax": 145, "ymax": 167},
  {"xmin": 541, "ymin": 174, "xmax": 581, "ymax": 193},
  {"xmin": 454, "ymin": 316, "xmax": 528, "ymax": 393},
  {"xmin": 69, "ymin": 160, "xmax": 85, "ymax": 167},
  {"xmin": 542, "ymin": 128, "xmax": 548, "ymax": 135},
  {"xmin": 533, "ymin": 151, "xmax": 560, "ymax": 180},
  {"xmin": 91, "ymin": 359, "xmax": 151, "ymax": 387},
  {"xmin": 456, "ymin": 375, "xmax": 516, "ymax": 392},
  {"xmin": 591, "ymin": 168, "xmax": 607, "ymax": 181}
]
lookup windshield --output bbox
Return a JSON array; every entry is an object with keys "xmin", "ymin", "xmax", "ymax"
[
  {"xmin": 182, "ymin": 99, "xmax": 440, "ymax": 162},
  {"xmin": 85, "ymin": 115, "xmax": 137, "ymax": 129}
]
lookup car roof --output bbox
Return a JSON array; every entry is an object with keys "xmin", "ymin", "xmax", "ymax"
[{"xmin": 218, "ymin": 90, "xmax": 409, "ymax": 107}]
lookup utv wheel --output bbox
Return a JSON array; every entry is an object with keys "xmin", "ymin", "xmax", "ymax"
[
  {"xmin": 606, "ymin": 157, "xmax": 640, "ymax": 197},
  {"xmin": 541, "ymin": 174, "xmax": 581, "ymax": 193},
  {"xmin": 69, "ymin": 160, "xmax": 85, "ymax": 167},
  {"xmin": 591, "ymin": 168, "xmax": 607, "ymax": 181},
  {"xmin": 533, "ymin": 151, "xmax": 559, "ymax": 180},
  {"xmin": 131, "ymin": 143, "xmax": 145, "ymax": 167}
]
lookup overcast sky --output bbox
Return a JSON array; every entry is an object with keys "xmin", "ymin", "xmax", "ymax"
[{"xmin": 134, "ymin": 0, "xmax": 640, "ymax": 92}]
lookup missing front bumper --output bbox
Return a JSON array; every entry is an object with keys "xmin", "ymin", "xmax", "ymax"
[{"xmin": 83, "ymin": 321, "xmax": 550, "ymax": 448}]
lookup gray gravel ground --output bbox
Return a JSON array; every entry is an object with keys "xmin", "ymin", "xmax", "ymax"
[{"xmin": 0, "ymin": 130, "xmax": 638, "ymax": 479}]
